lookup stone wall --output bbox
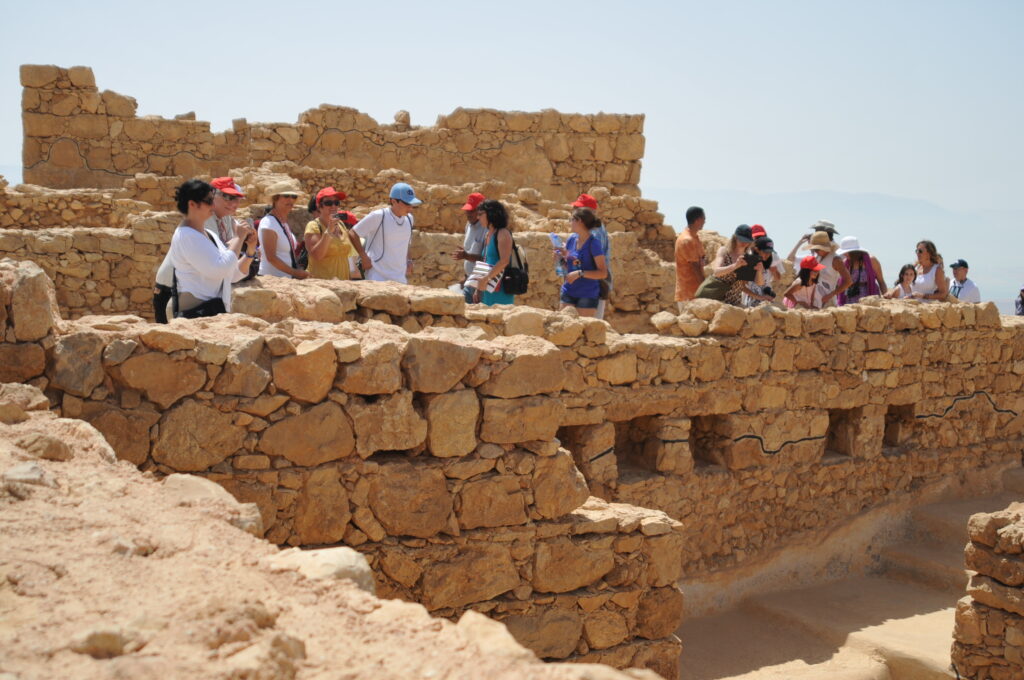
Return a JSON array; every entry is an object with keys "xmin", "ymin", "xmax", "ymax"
[
  {"xmin": 21, "ymin": 64, "xmax": 646, "ymax": 205},
  {"xmin": 0, "ymin": 259, "xmax": 683, "ymax": 678},
  {"xmin": 952, "ymin": 503, "xmax": 1024, "ymax": 679}
]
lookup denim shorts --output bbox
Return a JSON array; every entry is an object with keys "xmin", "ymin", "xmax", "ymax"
[{"xmin": 560, "ymin": 292, "xmax": 600, "ymax": 309}]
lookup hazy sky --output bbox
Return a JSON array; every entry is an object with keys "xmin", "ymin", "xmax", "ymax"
[{"xmin": 2, "ymin": 0, "xmax": 1022, "ymax": 302}]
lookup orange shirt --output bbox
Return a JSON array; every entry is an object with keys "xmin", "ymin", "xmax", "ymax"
[{"xmin": 674, "ymin": 229, "xmax": 706, "ymax": 301}]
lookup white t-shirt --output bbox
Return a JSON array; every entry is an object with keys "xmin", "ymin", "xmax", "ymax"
[
  {"xmin": 462, "ymin": 220, "xmax": 486, "ymax": 278},
  {"xmin": 950, "ymin": 277, "xmax": 981, "ymax": 303},
  {"xmin": 258, "ymin": 214, "xmax": 297, "ymax": 278},
  {"xmin": 156, "ymin": 215, "xmax": 240, "ymax": 287},
  {"xmin": 168, "ymin": 225, "xmax": 245, "ymax": 311},
  {"xmin": 352, "ymin": 208, "xmax": 413, "ymax": 284}
]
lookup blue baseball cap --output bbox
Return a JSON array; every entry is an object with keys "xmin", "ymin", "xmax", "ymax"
[{"xmin": 389, "ymin": 182, "xmax": 422, "ymax": 206}]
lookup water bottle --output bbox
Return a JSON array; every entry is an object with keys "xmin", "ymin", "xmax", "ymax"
[{"xmin": 549, "ymin": 233, "xmax": 566, "ymax": 277}]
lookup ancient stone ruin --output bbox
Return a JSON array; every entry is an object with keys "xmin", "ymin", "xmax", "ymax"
[{"xmin": 4, "ymin": 64, "xmax": 1024, "ymax": 679}]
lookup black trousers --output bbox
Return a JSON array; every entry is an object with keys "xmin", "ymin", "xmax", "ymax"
[{"xmin": 153, "ymin": 284, "xmax": 173, "ymax": 324}]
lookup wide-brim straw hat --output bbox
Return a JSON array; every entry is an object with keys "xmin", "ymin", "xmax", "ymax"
[
  {"xmin": 264, "ymin": 179, "xmax": 304, "ymax": 202},
  {"xmin": 836, "ymin": 235, "xmax": 866, "ymax": 256},
  {"xmin": 804, "ymin": 230, "xmax": 838, "ymax": 253}
]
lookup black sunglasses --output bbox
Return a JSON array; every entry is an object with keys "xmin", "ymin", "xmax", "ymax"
[
  {"xmin": 198, "ymin": 195, "xmax": 214, "ymax": 205},
  {"xmin": 321, "ymin": 199, "xmax": 341, "ymax": 207}
]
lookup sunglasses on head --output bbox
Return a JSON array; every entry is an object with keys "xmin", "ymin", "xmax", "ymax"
[{"xmin": 321, "ymin": 199, "xmax": 340, "ymax": 207}]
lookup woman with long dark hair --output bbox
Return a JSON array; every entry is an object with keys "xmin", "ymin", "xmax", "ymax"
[
  {"xmin": 473, "ymin": 199, "xmax": 515, "ymax": 306},
  {"xmin": 167, "ymin": 179, "xmax": 256, "ymax": 318},
  {"xmin": 696, "ymin": 224, "xmax": 764, "ymax": 305},
  {"xmin": 836, "ymin": 236, "xmax": 887, "ymax": 304},
  {"xmin": 555, "ymin": 207, "xmax": 608, "ymax": 317}
]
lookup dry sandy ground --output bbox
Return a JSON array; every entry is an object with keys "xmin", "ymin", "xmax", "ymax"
[{"xmin": 0, "ymin": 384, "xmax": 655, "ymax": 680}]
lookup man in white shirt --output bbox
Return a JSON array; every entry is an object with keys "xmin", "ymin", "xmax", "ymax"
[
  {"xmin": 949, "ymin": 259, "xmax": 981, "ymax": 303},
  {"xmin": 352, "ymin": 182, "xmax": 422, "ymax": 284},
  {"xmin": 154, "ymin": 176, "xmax": 249, "ymax": 322},
  {"xmin": 452, "ymin": 192, "xmax": 486, "ymax": 302}
]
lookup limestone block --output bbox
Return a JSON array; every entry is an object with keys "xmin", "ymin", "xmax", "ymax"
[
  {"xmin": 10, "ymin": 262, "xmax": 59, "ymax": 341},
  {"xmin": 79, "ymin": 401, "xmax": 159, "ymax": 465},
  {"xmin": 67, "ymin": 114, "xmax": 108, "ymax": 140},
  {"xmin": 0, "ymin": 383, "xmax": 49, "ymax": 412},
  {"xmin": 709, "ymin": 306, "xmax": 746, "ymax": 335},
  {"xmin": 272, "ymin": 339, "xmax": 336, "ymax": 403},
  {"xmin": 293, "ymin": 467, "xmax": 350, "ymax": 545},
  {"xmin": 139, "ymin": 328, "xmax": 196, "ymax": 353},
  {"xmin": 966, "ymin": 542, "xmax": 1024, "ymax": 586},
  {"xmin": 532, "ymin": 451, "xmax": 590, "ymax": 519},
  {"xmin": 503, "ymin": 607, "xmax": 583, "ymax": 659},
  {"xmin": 67, "ymin": 66, "xmax": 96, "ymax": 88},
  {"xmin": 635, "ymin": 587, "xmax": 684, "ymax": 639},
  {"xmin": 369, "ymin": 458, "xmax": 451, "ymax": 538},
  {"xmin": 401, "ymin": 331, "xmax": 483, "ymax": 393},
  {"xmin": 213, "ymin": 337, "xmax": 271, "ymax": 397},
  {"xmin": 347, "ymin": 391, "xmax": 427, "ymax": 458},
  {"xmin": 257, "ymin": 402, "xmax": 354, "ymax": 466},
  {"xmin": 262, "ymin": 547, "xmax": 374, "ymax": 594},
  {"xmin": 424, "ymin": 389, "xmax": 479, "ymax": 457},
  {"xmin": 380, "ymin": 551, "xmax": 423, "ymax": 588},
  {"xmin": 533, "ymin": 537, "xmax": 615, "ymax": 593},
  {"xmin": 46, "ymin": 331, "xmax": 105, "ymax": 398},
  {"xmin": 479, "ymin": 337, "xmax": 565, "ymax": 398},
  {"xmin": 597, "ymin": 352, "xmax": 638, "ymax": 385},
  {"xmin": 643, "ymin": 533, "xmax": 685, "ymax": 587},
  {"xmin": 355, "ymin": 285, "xmax": 411, "ymax": 317},
  {"xmin": 614, "ymin": 134, "xmax": 645, "ymax": 161},
  {"xmin": 583, "ymin": 610, "xmax": 629, "ymax": 650},
  {"xmin": 152, "ymin": 399, "xmax": 246, "ymax": 471},
  {"xmin": 20, "ymin": 64, "xmax": 60, "ymax": 88},
  {"xmin": 421, "ymin": 544, "xmax": 519, "ymax": 610},
  {"xmin": 457, "ymin": 475, "xmax": 527, "ymax": 529},
  {"xmin": 117, "ymin": 353, "xmax": 206, "ymax": 408},
  {"xmin": 336, "ymin": 339, "xmax": 402, "ymax": 395},
  {"xmin": 0, "ymin": 343, "xmax": 46, "ymax": 383},
  {"xmin": 480, "ymin": 396, "xmax": 564, "ymax": 444},
  {"xmin": 968, "ymin": 574, "xmax": 1024, "ymax": 617}
]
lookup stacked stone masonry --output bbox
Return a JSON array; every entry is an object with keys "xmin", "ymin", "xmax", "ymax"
[
  {"xmin": 6, "ymin": 259, "xmax": 1024, "ymax": 675},
  {"xmin": 0, "ymin": 259, "xmax": 683, "ymax": 678},
  {"xmin": 953, "ymin": 504, "xmax": 1024, "ymax": 680},
  {"xmin": 20, "ymin": 64, "xmax": 647, "ymax": 205}
]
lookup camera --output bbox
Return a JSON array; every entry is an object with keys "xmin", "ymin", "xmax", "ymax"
[{"xmin": 743, "ymin": 251, "xmax": 761, "ymax": 267}]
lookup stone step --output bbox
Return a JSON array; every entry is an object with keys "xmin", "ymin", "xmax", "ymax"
[
  {"xmin": 909, "ymin": 494, "xmax": 1020, "ymax": 546},
  {"xmin": 745, "ymin": 576, "xmax": 958, "ymax": 679},
  {"xmin": 878, "ymin": 540, "xmax": 970, "ymax": 594},
  {"xmin": 678, "ymin": 605, "xmax": 891, "ymax": 680},
  {"xmin": 1001, "ymin": 467, "xmax": 1024, "ymax": 496}
]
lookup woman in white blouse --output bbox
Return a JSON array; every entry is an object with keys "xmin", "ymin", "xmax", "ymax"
[
  {"xmin": 910, "ymin": 240, "xmax": 948, "ymax": 302},
  {"xmin": 168, "ymin": 179, "xmax": 256, "ymax": 318}
]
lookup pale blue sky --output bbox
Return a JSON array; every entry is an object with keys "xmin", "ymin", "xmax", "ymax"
[{"xmin": 2, "ymin": 0, "xmax": 1022, "ymax": 306}]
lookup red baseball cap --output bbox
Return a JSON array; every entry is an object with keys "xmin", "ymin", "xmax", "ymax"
[
  {"xmin": 336, "ymin": 210, "xmax": 358, "ymax": 226},
  {"xmin": 211, "ymin": 177, "xmax": 245, "ymax": 197},
  {"xmin": 751, "ymin": 224, "xmax": 767, "ymax": 239},
  {"xmin": 800, "ymin": 254, "xmax": 826, "ymax": 272},
  {"xmin": 316, "ymin": 186, "xmax": 347, "ymax": 204},
  {"xmin": 572, "ymin": 193, "xmax": 598, "ymax": 210},
  {"xmin": 461, "ymin": 192, "xmax": 485, "ymax": 211}
]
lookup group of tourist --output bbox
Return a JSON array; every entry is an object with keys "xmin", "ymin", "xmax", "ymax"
[
  {"xmin": 673, "ymin": 209, "xmax": 987, "ymax": 311},
  {"xmin": 156, "ymin": 178, "xmax": 1008, "ymax": 324},
  {"xmin": 156, "ymin": 177, "xmax": 615, "ymax": 322}
]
